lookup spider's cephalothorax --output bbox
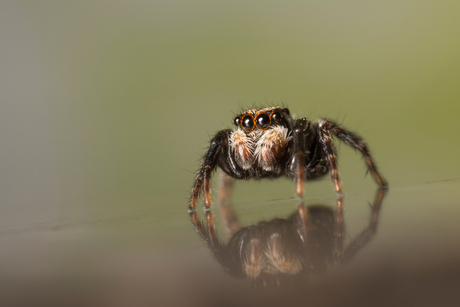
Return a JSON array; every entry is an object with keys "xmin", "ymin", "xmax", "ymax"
[
  {"xmin": 189, "ymin": 106, "xmax": 387, "ymax": 211},
  {"xmin": 229, "ymin": 107, "xmax": 292, "ymax": 173}
]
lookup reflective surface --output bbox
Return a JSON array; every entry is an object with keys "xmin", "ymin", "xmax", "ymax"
[
  {"xmin": 1, "ymin": 1, "xmax": 460, "ymax": 306},
  {"xmin": 2, "ymin": 180, "xmax": 460, "ymax": 306}
]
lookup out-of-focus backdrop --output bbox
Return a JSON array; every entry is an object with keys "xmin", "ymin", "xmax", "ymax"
[{"xmin": 1, "ymin": 1, "xmax": 460, "ymax": 306}]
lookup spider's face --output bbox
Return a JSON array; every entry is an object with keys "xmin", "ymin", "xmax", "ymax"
[
  {"xmin": 233, "ymin": 107, "xmax": 290, "ymax": 133},
  {"xmin": 230, "ymin": 107, "xmax": 292, "ymax": 171}
]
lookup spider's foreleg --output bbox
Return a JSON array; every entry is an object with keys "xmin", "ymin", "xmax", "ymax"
[
  {"xmin": 316, "ymin": 119, "xmax": 388, "ymax": 188},
  {"xmin": 188, "ymin": 130, "xmax": 231, "ymax": 211}
]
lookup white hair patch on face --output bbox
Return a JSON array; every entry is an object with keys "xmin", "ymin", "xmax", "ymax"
[
  {"xmin": 229, "ymin": 129, "xmax": 254, "ymax": 170},
  {"xmin": 254, "ymin": 126, "xmax": 292, "ymax": 171}
]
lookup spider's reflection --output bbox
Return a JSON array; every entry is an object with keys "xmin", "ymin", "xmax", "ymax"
[{"xmin": 190, "ymin": 183, "xmax": 387, "ymax": 285}]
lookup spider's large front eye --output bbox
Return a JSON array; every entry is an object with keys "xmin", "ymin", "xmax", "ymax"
[
  {"xmin": 256, "ymin": 113, "xmax": 270, "ymax": 129},
  {"xmin": 234, "ymin": 117, "xmax": 240, "ymax": 126},
  {"xmin": 242, "ymin": 115, "xmax": 254, "ymax": 130}
]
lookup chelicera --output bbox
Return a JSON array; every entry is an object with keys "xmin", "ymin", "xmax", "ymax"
[{"xmin": 188, "ymin": 106, "xmax": 387, "ymax": 211}]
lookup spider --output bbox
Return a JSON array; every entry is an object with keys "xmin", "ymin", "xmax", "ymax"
[{"xmin": 188, "ymin": 106, "xmax": 387, "ymax": 211}]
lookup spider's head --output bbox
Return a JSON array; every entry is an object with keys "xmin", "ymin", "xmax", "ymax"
[{"xmin": 233, "ymin": 107, "xmax": 291, "ymax": 134}]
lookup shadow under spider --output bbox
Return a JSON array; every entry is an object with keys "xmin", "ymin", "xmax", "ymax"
[{"xmin": 189, "ymin": 173, "xmax": 387, "ymax": 286}]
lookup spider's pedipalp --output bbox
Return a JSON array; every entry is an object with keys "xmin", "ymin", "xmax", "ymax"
[
  {"xmin": 254, "ymin": 126, "xmax": 291, "ymax": 172},
  {"xmin": 229, "ymin": 129, "xmax": 254, "ymax": 170}
]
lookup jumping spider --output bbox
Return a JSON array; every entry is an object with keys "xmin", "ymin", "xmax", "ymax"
[{"xmin": 189, "ymin": 106, "xmax": 387, "ymax": 211}]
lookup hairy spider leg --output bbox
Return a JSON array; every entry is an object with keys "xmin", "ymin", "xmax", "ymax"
[
  {"xmin": 339, "ymin": 188, "xmax": 387, "ymax": 263},
  {"xmin": 189, "ymin": 130, "xmax": 232, "ymax": 211},
  {"xmin": 318, "ymin": 128, "xmax": 342, "ymax": 194},
  {"xmin": 316, "ymin": 119, "xmax": 388, "ymax": 188},
  {"xmin": 291, "ymin": 119, "xmax": 308, "ymax": 198}
]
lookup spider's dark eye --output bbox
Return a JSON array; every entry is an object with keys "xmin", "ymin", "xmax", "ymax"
[
  {"xmin": 272, "ymin": 111, "xmax": 282, "ymax": 123},
  {"xmin": 283, "ymin": 108, "xmax": 290, "ymax": 115},
  {"xmin": 234, "ymin": 117, "xmax": 240, "ymax": 126},
  {"xmin": 256, "ymin": 113, "xmax": 270, "ymax": 128},
  {"xmin": 242, "ymin": 115, "xmax": 254, "ymax": 130}
]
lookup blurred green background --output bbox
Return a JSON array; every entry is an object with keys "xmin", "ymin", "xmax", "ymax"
[{"xmin": 1, "ymin": 1, "xmax": 460, "ymax": 246}]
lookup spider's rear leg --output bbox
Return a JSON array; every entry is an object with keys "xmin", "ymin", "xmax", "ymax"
[
  {"xmin": 318, "ymin": 128, "xmax": 343, "ymax": 194},
  {"xmin": 291, "ymin": 119, "xmax": 309, "ymax": 198},
  {"xmin": 316, "ymin": 119, "xmax": 388, "ymax": 188},
  {"xmin": 188, "ymin": 130, "xmax": 232, "ymax": 211}
]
